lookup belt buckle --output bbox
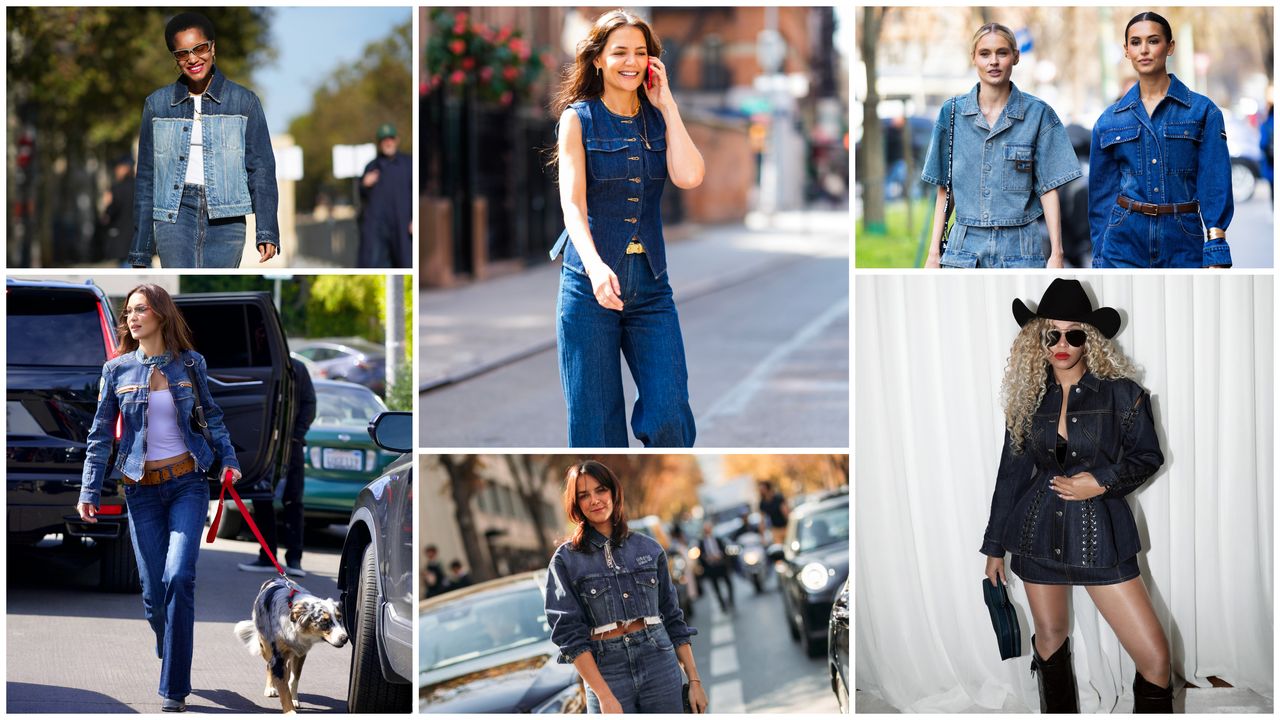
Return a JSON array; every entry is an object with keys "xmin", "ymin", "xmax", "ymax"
[
  {"xmin": 626, "ymin": 241, "xmax": 645, "ymax": 255},
  {"xmin": 1138, "ymin": 202, "xmax": 1159, "ymax": 216}
]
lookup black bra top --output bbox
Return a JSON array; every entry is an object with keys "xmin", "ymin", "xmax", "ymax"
[{"xmin": 1056, "ymin": 434, "xmax": 1068, "ymax": 466}]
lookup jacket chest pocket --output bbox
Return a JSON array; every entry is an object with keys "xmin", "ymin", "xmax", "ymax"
[
  {"xmin": 644, "ymin": 136, "xmax": 667, "ymax": 180},
  {"xmin": 1002, "ymin": 143, "xmax": 1034, "ymax": 192},
  {"xmin": 1066, "ymin": 413, "xmax": 1102, "ymax": 466},
  {"xmin": 115, "ymin": 384, "xmax": 147, "ymax": 406},
  {"xmin": 1162, "ymin": 121, "xmax": 1203, "ymax": 174},
  {"xmin": 586, "ymin": 138, "xmax": 634, "ymax": 182},
  {"xmin": 152, "ymin": 119, "xmax": 190, "ymax": 161},
  {"xmin": 576, "ymin": 576, "xmax": 615, "ymax": 627},
  {"xmin": 1100, "ymin": 126, "xmax": 1142, "ymax": 172},
  {"xmin": 630, "ymin": 568, "xmax": 660, "ymax": 614}
]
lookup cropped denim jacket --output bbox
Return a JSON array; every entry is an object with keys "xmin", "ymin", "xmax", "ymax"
[
  {"xmin": 78, "ymin": 349, "xmax": 240, "ymax": 508},
  {"xmin": 550, "ymin": 97, "xmax": 670, "ymax": 279},
  {"xmin": 130, "ymin": 66, "xmax": 279, "ymax": 266},
  {"xmin": 545, "ymin": 527, "xmax": 696, "ymax": 664},
  {"xmin": 981, "ymin": 371, "xmax": 1164, "ymax": 568},
  {"xmin": 922, "ymin": 83, "xmax": 1081, "ymax": 227}
]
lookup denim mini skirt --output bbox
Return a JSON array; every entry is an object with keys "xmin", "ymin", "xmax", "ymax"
[{"xmin": 1011, "ymin": 553, "xmax": 1140, "ymax": 586}]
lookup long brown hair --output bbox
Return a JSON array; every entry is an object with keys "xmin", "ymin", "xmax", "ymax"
[
  {"xmin": 115, "ymin": 283, "xmax": 195, "ymax": 356},
  {"xmin": 562, "ymin": 460, "xmax": 630, "ymax": 552}
]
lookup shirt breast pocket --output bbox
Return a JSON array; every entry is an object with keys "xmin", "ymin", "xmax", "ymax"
[
  {"xmin": 1100, "ymin": 126, "xmax": 1142, "ymax": 170},
  {"xmin": 643, "ymin": 136, "xmax": 667, "ymax": 180},
  {"xmin": 1162, "ymin": 121, "xmax": 1203, "ymax": 174},
  {"xmin": 576, "ymin": 576, "xmax": 614, "ymax": 627},
  {"xmin": 1003, "ymin": 143, "xmax": 1034, "ymax": 192},
  {"xmin": 585, "ymin": 138, "xmax": 633, "ymax": 181}
]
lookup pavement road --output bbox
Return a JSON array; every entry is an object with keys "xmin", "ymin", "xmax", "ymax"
[{"xmin": 7, "ymin": 521, "xmax": 352, "ymax": 713}]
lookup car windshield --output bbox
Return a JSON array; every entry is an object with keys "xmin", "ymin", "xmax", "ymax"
[
  {"xmin": 794, "ymin": 503, "xmax": 849, "ymax": 552},
  {"xmin": 419, "ymin": 584, "xmax": 550, "ymax": 672},
  {"xmin": 314, "ymin": 385, "xmax": 387, "ymax": 426}
]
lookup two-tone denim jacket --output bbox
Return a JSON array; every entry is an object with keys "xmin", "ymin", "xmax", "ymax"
[
  {"xmin": 545, "ymin": 527, "xmax": 696, "ymax": 664},
  {"xmin": 981, "ymin": 371, "xmax": 1164, "ymax": 568},
  {"xmin": 922, "ymin": 82, "xmax": 1082, "ymax": 228},
  {"xmin": 78, "ymin": 348, "xmax": 240, "ymax": 508},
  {"xmin": 130, "ymin": 66, "xmax": 279, "ymax": 266}
]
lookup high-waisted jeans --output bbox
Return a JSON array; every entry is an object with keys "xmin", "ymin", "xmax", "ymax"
[
  {"xmin": 584, "ymin": 625, "xmax": 685, "ymax": 713},
  {"xmin": 154, "ymin": 184, "xmax": 246, "ymax": 268},
  {"xmin": 556, "ymin": 255, "xmax": 696, "ymax": 448},
  {"xmin": 124, "ymin": 467, "xmax": 209, "ymax": 700}
]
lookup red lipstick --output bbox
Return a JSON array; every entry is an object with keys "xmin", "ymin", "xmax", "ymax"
[{"xmin": 1054, "ymin": 353, "xmax": 1070, "ymax": 360}]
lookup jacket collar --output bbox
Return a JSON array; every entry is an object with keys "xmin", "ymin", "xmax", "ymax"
[
  {"xmin": 133, "ymin": 348, "xmax": 174, "ymax": 367},
  {"xmin": 958, "ymin": 82, "xmax": 1026, "ymax": 120},
  {"xmin": 169, "ymin": 65, "xmax": 226, "ymax": 107},
  {"xmin": 1045, "ymin": 368, "xmax": 1101, "ymax": 391},
  {"xmin": 585, "ymin": 525, "xmax": 623, "ymax": 549},
  {"xmin": 1111, "ymin": 73, "xmax": 1193, "ymax": 115}
]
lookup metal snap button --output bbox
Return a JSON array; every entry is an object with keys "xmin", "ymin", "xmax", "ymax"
[
  {"xmin": 1071, "ymin": 417, "xmax": 1077, "ymax": 423},
  {"xmin": 1072, "ymin": 452, "xmax": 1077, "ymax": 457},
  {"xmin": 1154, "ymin": 187, "xmax": 1160, "ymax": 192},
  {"xmin": 590, "ymin": 588, "xmax": 597, "ymax": 595},
  {"xmin": 1075, "ymin": 388, "xmax": 1081, "ymax": 393},
  {"xmin": 1152, "ymin": 158, "xmax": 1157, "ymax": 164},
  {"xmin": 623, "ymin": 592, "xmax": 630, "ymax": 598},
  {"xmin": 1054, "ymin": 548, "xmax": 1061, "ymax": 555}
]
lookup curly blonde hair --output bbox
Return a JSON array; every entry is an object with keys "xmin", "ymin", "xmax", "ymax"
[{"xmin": 1001, "ymin": 318, "xmax": 1137, "ymax": 452}]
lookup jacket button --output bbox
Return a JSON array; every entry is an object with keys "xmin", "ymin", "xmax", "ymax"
[
  {"xmin": 1075, "ymin": 388, "xmax": 1081, "ymax": 393},
  {"xmin": 180, "ymin": 156, "xmax": 185, "ymax": 161},
  {"xmin": 1115, "ymin": 135, "xmax": 1121, "ymax": 141},
  {"xmin": 1056, "ymin": 511, "xmax": 1063, "ymax": 517},
  {"xmin": 1154, "ymin": 187, "xmax": 1160, "ymax": 192},
  {"xmin": 174, "ymin": 184, "xmax": 180, "ymax": 190},
  {"xmin": 623, "ymin": 592, "xmax": 630, "ymax": 599},
  {"xmin": 590, "ymin": 589, "xmax": 597, "ymax": 595},
  {"xmin": 1152, "ymin": 158, "xmax": 1158, "ymax": 164},
  {"xmin": 1071, "ymin": 451, "xmax": 1077, "ymax": 457},
  {"xmin": 1071, "ymin": 417, "xmax": 1077, "ymax": 423},
  {"xmin": 183, "ymin": 127, "xmax": 189, "ymax": 132},
  {"xmin": 1054, "ymin": 548, "xmax": 1061, "ymax": 555}
]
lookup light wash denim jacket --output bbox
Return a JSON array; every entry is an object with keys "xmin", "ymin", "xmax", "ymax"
[
  {"xmin": 545, "ymin": 526, "xmax": 696, "ymax": 664},
  {"xmin": 130, "ymin": 66, "xmax": 279, "ymax": 266},
  {"xmin": 78, "ymin": 349, "xmax": 240, "ymax": 508},
  {"xmin": 922, "ymin": 83, "xmax": 1082, "ymax": 227}
]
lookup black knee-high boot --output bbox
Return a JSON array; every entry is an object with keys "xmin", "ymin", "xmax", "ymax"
[
  {"xmin": 1132, "ymin": 671, "xmax": 1174, "ymax": 713},
  {"xmin": 1031, "ymin": 635, "xmax": 1080, "ymax": 713}
]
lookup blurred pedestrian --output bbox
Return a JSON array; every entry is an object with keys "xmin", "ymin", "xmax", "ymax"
[
  {"xmin": 668, "ymin": 524, "xmax": 698, "ymax": 603},
  {"xmin": 130, "ymin": 12, "xmax": 279, "ymax": 268},
  {"xmin": 549, "ymin": 10, "xmax": 704, "ymax": 448},
  {"xmin": 757, "ymin": 481, "xmax": 790, "ymax": 546},
  {"xmin": 424, "ymin": 544, "xmax": 445, "ymax": 598},
  {"xmin": 922, "ymin": 23, "xmax": 1080, "ymax": 269},
  {"xmin": 1089, "ymin": 12, "xmax": 1233, "ymax": 268},
  {"xmin": 239, "ymin": 357, "xmax": 315, "ymax": 576},
  {"xmin": 97, "ymin": 154, "xmax": 136, "ymax": 265},
  {"xmin": 358, "ymin": 123, "xmax": 412, "ymax": 268},
  {"xmin": 445, "ymin": 560, "xmax": 473, "ymax": 591},
  {"xmin": 1261, "ymin": 102, "xmax": 1274, "ymax": 204},
  {"xmin": 545, "ymin": 461, "xmax": 708, "ymax": 713},
  {"xmin": 695, "ymin": 521, "xmax": 734, "ymax": 612}
]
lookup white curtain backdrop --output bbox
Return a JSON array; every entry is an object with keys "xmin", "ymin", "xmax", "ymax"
[{"xmin": 854, "ymin": 274, "xmax": 1273, "ymax": 712}]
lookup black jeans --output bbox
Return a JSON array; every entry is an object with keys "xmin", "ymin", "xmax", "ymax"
[
  {"xmin": 254, "ymin": 439, "xmax": 305, "ymax": 566},
  {"xmin": 700, "ymin": 562, "xmax": 735, "ymax": 610}
]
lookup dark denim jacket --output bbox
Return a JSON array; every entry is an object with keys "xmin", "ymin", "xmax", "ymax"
[
  {"xmin": 130, "ymin": 66, "xmax": 279, "ymax": 266},
  {"xmin": 1089, "ymin": 74, "xmax": 1233, "ymax": 267},
  {"xmin": 78, "ymin": 349, "xmax": 240, "ymax": 508},
  {"xmin": 550, "ymin": 97, "xmax": 669, "ymax": 279},
  {"xmin": 981, "ymin": 372, "xmax": 1164, "ymax": 568},
  {"xmin": 545, "ymin": 527, "xmax": 695, "ymax": 664}
]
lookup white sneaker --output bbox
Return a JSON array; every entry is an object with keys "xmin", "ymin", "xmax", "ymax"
[{"xmin": 285, "ymin": 565, "xmax": 307, "ymax": 577}]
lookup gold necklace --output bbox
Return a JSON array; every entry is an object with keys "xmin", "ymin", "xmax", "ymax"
[{"xmin": 601, "ymin": 95, "xmax": 639, "ymax": 117}]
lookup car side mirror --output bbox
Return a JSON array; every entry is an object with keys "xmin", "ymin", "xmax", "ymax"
[{"xmin": 367, "ymin": 411, "xmax": 412, "ymax": 453}]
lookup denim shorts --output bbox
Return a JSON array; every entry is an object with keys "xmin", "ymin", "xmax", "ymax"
[
  {"xmin": 584, "ymin": 624, "xmax": 685, "ymax": 714},
  {"xmin": 1011, "ymin": 553, "xmax": 1140, "ymax": 586},
  {"xmin": 941, "ymin": 221, "xmax": 1047, "ymax": 268}
]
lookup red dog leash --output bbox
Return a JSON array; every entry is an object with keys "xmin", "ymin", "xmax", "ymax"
[{"xmin": 207, "ymin": 468, "xmax": 298, "ymax": 601}]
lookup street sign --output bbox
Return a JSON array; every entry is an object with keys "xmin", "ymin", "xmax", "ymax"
[
  {"xmin": 275, "ymin": 145, "xmax": 303, "ymax": 182},
  {"xmin": 333, "ymin": 143, "xmax": 377, "ymax": 179}
]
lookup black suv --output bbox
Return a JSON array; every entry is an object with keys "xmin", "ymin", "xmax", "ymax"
[{"xmin": 6, "ymin": 279, "xmax": 294, "ymax": 592}]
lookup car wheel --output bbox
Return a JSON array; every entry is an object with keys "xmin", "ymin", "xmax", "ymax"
[
  {"xmin": 99, "ymin": 534, "xmax": 140, "ymax": 593},
  {"xmin": 348, "ymin": 544, "xmax": 410, "ymax": 712},
  {"xmin": 1231, "ymin": 160, "xmax": 1257, "ymax": 203},
  {"xmin": 801, "ymin": 624, "xmax": 826, "ymax": 659},
  {"xmin": 784, "ymin": 595, "xmax": 800, "ymax": 641},
  {"xmin": 215, "ymin": 505, "xmax": 244, "ymax": 540}
]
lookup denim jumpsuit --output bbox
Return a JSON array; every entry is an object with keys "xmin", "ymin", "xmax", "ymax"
[
  {"xmin": 545, "ymin": 528, "xmax": 696, "ymax": 713},
  {"xmin": 131, "ymin": 66, "xmax": 279, "ymax": 268},
  {"xmin": 1089, "ymin": 74, "xmax": 1233, "ymax": 268},
  {"xmin": 80, "ymin": 349, "xmax": 240, "ymax": 701},
  {"xmin": 980, "ymin": 372, "xmax": 1164, "ymax": 584},
  {"xmin": 551, "ymin": 96, "xmax": 696, "ymax": 448},
  {"xmin": 922, "ymin": 83, "xmax": 1082, "ymax": 267}
]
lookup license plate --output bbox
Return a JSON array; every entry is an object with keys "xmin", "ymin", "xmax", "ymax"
[{"xmin": 322, "ymin": 449, "xmax": 363, "ymax": 471}]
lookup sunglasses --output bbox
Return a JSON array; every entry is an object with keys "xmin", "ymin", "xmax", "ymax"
[
  {"xmin": 173, "ymin": 41, "xmax": 213, "ymax": 62},
  {"xmin": 1044, "ymin": 329, "xmax": 1087, "ymax": 347}
]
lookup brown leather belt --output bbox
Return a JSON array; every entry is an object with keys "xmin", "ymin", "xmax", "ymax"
[
  {"xmin": 1117, "ymin": 196, "xmax": 1199, "ymax": 216},
  {"xmin": 126, "ymin": 456, "xmax": 197, "ymax": 486},
  {"xmin": 591, "ymin": 618, "xmax": 648, "ymax": 641}
]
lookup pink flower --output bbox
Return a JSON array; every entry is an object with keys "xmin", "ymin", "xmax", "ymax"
[
  {"xmin": 500, "ymin": 91, "xmax": 513, "ymax": 106},
  {"xmin": 496, "ymin": 26, "xmax": 512, "ymax": 42},
  {"xmin": 541, "ymin": 52, "xmax": 556, "ymax": 68},
  {"xmin": 449, "ymin": 39, "xmax": 465, "ymax": 55},
  {"xmin": 503, "ymin": 66, "xmax": 519, "ymax": 81},
  {"xmin": 420, "ymin": 81, "xmax": 428, "ymax": 95},
  {"xmin": 508, "ymin": 38, "xmax": 527, "ymax": 59},
  {"xmin": 461, "ymin": 57, "xmax": 475, "ymax": 70},
  {"xmin": 480, "ymin": 66, "xmax": 494, "ymax": 82},
  {"xmin": 450, "ymin": 70, "xmax": 466, "ymax": 86}
]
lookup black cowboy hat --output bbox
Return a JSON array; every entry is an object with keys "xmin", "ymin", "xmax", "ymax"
[{"xmin": 1012, "ymin": 278, "xmax": 1121, "ymax": 338}]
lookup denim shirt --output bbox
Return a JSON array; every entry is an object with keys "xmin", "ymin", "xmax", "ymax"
[
  {"xmin": 981, "ymin": 372, "xmax": 1164, "ymax": 568},
  {"xmin": 1088, "ymin": 74, "xmax": 1233, "ymax": 267},
  {"xmin": 550, "ymin": 97, "xmax": 669, "ymax": 279},
  {"xmin": 545, "ymin": 527, "xmax": 696, "ymax": 664},
  {"xmin": 78, "ymin": 348, "xmax": 240, "ymax": 508},
  {"xmin": 922, "ymin": 83, "xmax": 1082, "ymax": 227},
  {"xmin": 130, "ymin": 66, "xmax": 279, "ymax": 266}
]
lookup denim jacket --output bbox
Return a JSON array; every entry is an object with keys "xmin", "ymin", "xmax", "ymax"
[
  {"xmin": 922, "ymin": 83, "xmax": 1082, "ymax": 227},
  {"xmin": 130, "ymin": 66, "xmax": 279, "ymax": 266},
  {"xmin": 78, "ymin": 348, "xmax": 240, "ymax": 508},
  {"xmin": 981, "ymin": 372, "xmax": 1164, "ymax": 568},
  {"xmin": 550, "ymin": 97, "xmax": 669, "ymax": 279},
  {"xmin": 545, "ymin": 527, "xmax": 696, "ymax": 664},
  {"xmin": 1088, "ymin": 74, "xmax": 1232, "ymax": 267}
]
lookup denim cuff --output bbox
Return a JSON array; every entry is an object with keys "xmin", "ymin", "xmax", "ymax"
[
  {"xmin": 1035, "ymin": 168, "xmax": 1083, "ymax": 196},
  {"xmin": 557, "ymin": 644, "xmax": 591, "ymax": 665},
  {"xmin": 254, "ymin": 230, "xmax": 280, "ymax": 249},
  {"xmin": 1092, "ymin": 465, "xmax": 1120, "ymax": 493},
  {"xmin": 126, "ymin": 252, "xmax": 151, "ymax": 267},
  {"xmin": 979, "ymin": 539, "xmax": 1006, "ymax": 558},
  {"xmin": 1202, "ymin": 239, "xmax": 1232, "ymax": 268},
  {"xmin": 77, "ymin": 490, "xmax": 101, "ymax": 508}
]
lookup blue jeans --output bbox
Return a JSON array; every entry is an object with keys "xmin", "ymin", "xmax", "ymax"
[
  {"xmin": 584, "ymin": 626, "xmax": 685, "ymax": 713},
  {"xmin": 556, "ymin": 256, "xmax": 695, "ymax": 448},
  {"xmin": 154, "ymin": 184, "xmax": 246, "ymax": 268},
  {"xmin": 941, "ymin": 222, "xmax": 1047, "ymax": 268},
  {"xmin": 124, "ymin": 468, "xmax": 210, "ymax": 701},
  {"xmin": 1091, "ymin": 207, "xmax": 1217, "ymax": 268}
]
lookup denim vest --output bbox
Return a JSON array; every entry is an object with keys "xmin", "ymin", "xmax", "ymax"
[
  {"xmin": 922, "ymin": 83, "xmax": 1082, "ymax": 227},
  {"xmin": 544, "ymin": 527, "xmax": 696, "ymax": 664},
  {"xmin": 130, "ymin": 66, "xmax": 279, "ymax": 266},
  {"xmin": 551, "ymin": 97, "xmax": 669, "ymax": 278},
  {"xmin": 1088, "ymin": 74, "xmax": 1233, "ymax": 267},
  {"xmin": 981, "ymin": 372, "xmax": 1164, "ymax": 568},
  {"xmin": 78, "ymin": 348, "xmax": 241, "ymax": 508}
]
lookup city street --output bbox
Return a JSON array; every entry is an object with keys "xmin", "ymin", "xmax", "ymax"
[
  {"xmin": 421, "ymin": 212, "xmax": 850, "ymax": 447},
  {"xmin": 7, "ymin": 524, "xmax": 351, "ymax": 713},
  {"xmin": 1230, "ymin": 190, "xmax": 1274, "ymax": 268}
]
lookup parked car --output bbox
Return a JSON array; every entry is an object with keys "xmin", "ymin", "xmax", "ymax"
[
  {"xmin": 420, "ymin": 570, "xmax": 586, "ymax": 713},
  {"xmin": 829, "ymin": 578, "xmax": 851, "ymax": 713},
  {"xmin": 771, "ymin": 494, "xmax": 850, "ymax": 658},
  {"xmin": 291, "ymin": 337, "xmax": 387, "ymax": 396},
  {"xmin": 7, "ymin": 280, "xmax": 294, "ymax": 591},
  {"xmin": 300, "ymin": 380, "xmax": 398, "ymax": 528},
  {"xmin": 338, "ymin": 411, "xmax": 413, "ymax": 712}
]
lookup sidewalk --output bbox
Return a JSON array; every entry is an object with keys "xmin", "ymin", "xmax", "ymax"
[{"xmin": 420, "ymin": 209, "xmax": 850, "ymax": 391}]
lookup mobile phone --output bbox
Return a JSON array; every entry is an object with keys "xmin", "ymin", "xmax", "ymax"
[{"xmin": 646, "ymin": 59, "xmax": 654, "ymax": 90}]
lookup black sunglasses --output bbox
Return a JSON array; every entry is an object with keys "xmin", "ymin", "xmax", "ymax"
[{"xmin": 1045, "ymin": 329, "xmax": 1087, "ymax": 347}]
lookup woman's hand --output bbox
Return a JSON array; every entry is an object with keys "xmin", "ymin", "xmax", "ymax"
[
  {"xmin": 76, "ymin": 502, "xmax": 98, "ymax": 524},
  {"xmin": 924, "ymin": 252, "xmax": 942, "ymax": 269},
  {"xmin": 688, "ymin": 680, "xmax": 709, "ymax": 713},
  {"xmin": 1051, "ymin": 472, "xmax": 1105, "ymax": 501},
  {"xmin": 257, "ymin": 243, "xmax": 277, "ymax": 263},
  {"xmin": 599, "ymin": 694, "xmax": 624, "ymax": 714},
  {"xmin": 225, "ymin": 466, "xmax": 243, "ymax": 483},
  {"xmin": 1046, "ymin": 252, "xmax": 1065, "ymax": 269},
  {"xmin": 586, "ymin": 261, "xmax": 623, "ymax": 311},
  {"xmin": 984, "ymin": 555, "xmax": 1007, "ymax": 587},
  {"xmin": 641, "ymin": 57, "xmax": 674, "ymax": 113}
]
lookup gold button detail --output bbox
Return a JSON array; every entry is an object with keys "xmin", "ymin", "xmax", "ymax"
[
  {"xmin": 628, "ymin": 156, "xmax": 640, "ymax": 161},
  {"xmin": 630, "ymin": 177, "xmax": 641, "ymax": 183},
  {"xmin": 625, "ymin": 218, "xmax": 638, "ymax": 223},
  {"xmin": 627, "ymin": 197, "xmax": 639, "ymax": 202}
]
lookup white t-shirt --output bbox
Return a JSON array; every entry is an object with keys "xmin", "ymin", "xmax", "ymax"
[{"xmin": 184, "ymin": 93, "xmax": 205, "ymax": 186}]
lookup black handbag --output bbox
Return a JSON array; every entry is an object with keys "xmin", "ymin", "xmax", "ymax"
[
  {"xmin": 682, "ymin": 682, "xmax": 692, "ymax": 713},
  {"xmin": 939, "ymin": 97, "xmax": 957, "ymax": 256},
  {"xmin": 184, "ymin": 357, "xmax": 215, "ymax": 446},
  {"xmin": 982, "ymin": 578, "xmax": 1022, "ymax": 660}
]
